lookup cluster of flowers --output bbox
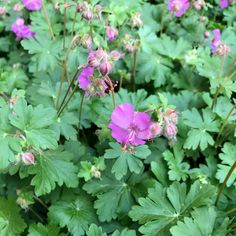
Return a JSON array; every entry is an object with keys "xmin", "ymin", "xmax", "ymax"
[
  {"xmin": 108, "ymin": 104, "xmax": 178, "ymax": 149},
  {"xmin": 168, "ymin": 0, "xmax": 234, "ymax": 17},
  {"xmin": 211, "ymin": 29, "xmax": 231, "ymax": 56},
  {"xmin": 78, "ymin": 49, "xmax": 121, "ymax": 96},
  {"xmin": 10, "ymin": 0, "xmax": 41, "ymax": 40}
]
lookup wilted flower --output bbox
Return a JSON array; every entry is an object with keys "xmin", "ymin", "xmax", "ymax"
[
  {"xmin": 108, "ymin": 104, "xmax": 152, "ymax": 146},
  {"xmin": 131, "ymin": 12, "xmax": 143, "ymax": 28},
  {"xmin": 220, "ymin": 0, "xmax": 235, "ymax": 8},
  {"xmin": 106, "ymin": 26, "xmax": 118, "ymax": 41},
  {"xmin": 21, "ymin": 0, "xmax": 42, "ymax": 10},
  {"xmin": 21, "ymin": 152, "xmax": 35, "ymax": 165},
  {"xmin": 168, "ymin": 0, "xmax": 190, "ymax": 17},
  {"xmin": 11, "ymin": 18, "xmax": 35, "ymax": 40}
]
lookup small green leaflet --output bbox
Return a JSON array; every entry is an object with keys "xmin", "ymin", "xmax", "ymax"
[
  {"xmin": 104, "ymin": 143, "xmax": 151, "ymax": 180},
  {"xmin": 83, "ymin": 171, "xmax": 134, "ymax": 222},
  {"xmin": 183, "ymin": 108, "xmax": 220, "ymax": 151},
  {"xmin": 0, "ymin": 198, "xmax": 26, "ymax": 236},
  {"xmin": 170, "ymin": 207, "xmax": 229, "ymax": 236},
  {"xmin": 216, "ymin": 143, "xmax": 236, "ymax": 187},
  {"xmin": 9, "ymin": 98, "xmax": 58, "ymax": 150},
  {"xmin": 28, "ymin": 223, "xmax": 66, "ymax": 236},
  {"xmin": 28, "ymin": 149, "xmax": 78, "ymax": 196},
  {"xmin": 129, "ymin": 181, "xmax": 216, "ymax": 236},
  {"xmin": 48, "ymin": 195, "xmax": 97, "ymax": 236}
]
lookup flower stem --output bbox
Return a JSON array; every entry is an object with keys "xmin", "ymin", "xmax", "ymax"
[
  {"xmin": 57, "ymin": 83, "xmax": 78, "ymax": 117},
  {"xmin": 63, "ymin": 0, "xmax": 68, "ymax": 49},
  {"xmin": 33, "ymin": 196, "xmax": 48, "ymax": 210},
  {"xmin": 225, "ymin": 207, "xmax": 236, "ymax": 215},
  {"xmin": 131, "ymin": 51, "xmax": 137, "ymax": 92},
  {"xmin": 216, "ymin": 161, "xmax": 236, "ymax": 205},
  {"xmin": 107, "ymin": 77, "xmax": 116, "ymax": 108},
  {"xmin": 57, "ymin": 66, "xmax": 81, "ymax": 114},
  {"xmin": 215, "ymin": 104, "xmax": 236, "ymax": 146},
  {"xmin": 78, "ymin": 92, "xmax": 85, "ymax": 134},
  {"xmin": 42, "ymin": 0, "xmax": 55, "ymax": 40},
  {"xmin": 29, "ymin": 207, "xmax": 44, "ymax": 223}
]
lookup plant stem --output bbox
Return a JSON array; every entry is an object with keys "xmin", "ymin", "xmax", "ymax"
[
  {"xmin": 216, "ymin": 161, "xmax": 236, "ymax": 204},
  {"xmin": 33, "ymin": 196, "xmax": 48, "ymax": 210},
  {"xmin": 107, "ymin": 77, "xmax": 116, "ymax": 108},
  {"xmin": 28, "ymin": 207, "xmax": 44, "ymax": 222},
  {"xmin": 131, "ymin": 51, "xmax": 137, "ymax": 92},
  {"xmin": 42, "ymin": 0, "xmax": 55, "ymax": 40},
  {"xmin": 70, "ymin": 8, "xmax": 78, "ymax": 40},
  {"xmin": 215, "ymin": 104, "xmax": 236, "ymax": 146},
  {"xmin": 57, "ymin": 66, "xmax": 81, "ymax": 114},
  {"xmin": 63, "ymin": 0, "xmax": 68, "ymax": 49},
  {"xmin": 57, "ymin": 83, "xmax": 78, "ymax": 117},
  {"xmin": 225, "ymin": 207, "xmax": 236, "ymax": 215},
  {"xmin": 78, "ymin": 92, "xmax": 85, "ymax": 134}
]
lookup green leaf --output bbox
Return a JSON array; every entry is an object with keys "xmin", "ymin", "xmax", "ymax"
[
  {"xmin": 86, "ymin": 224, "xmax": 106, "ymax": 236},
  {"xmin": 0, "ymin": 198, "xmax": 26, "ymax": 236},
  {"xmin": 163, "ymin": 146, "xmax": 190, "ymax": 181},
  {"xmin": 104, "ymin": 143, "xmax": 151, "ymax": 180},
  {"xmin": 129, "ymin": 181, "xmax": 216, "ymax": 236},
  {"xmin": 28, "ymin": 223, "xmax": 66, "ymax": 236},
  {"xmin": 112, "ymin": 229, "xmax": 136, "ymax": 236},
  {"xmin": 48, "ymin": 195, "xmax": 97, "ymax": 236},
  {"xmin": 28, "ymin": 149, "xmax": 78, "ymax": 196},
  {"xmin": 21, "ymin": 33, "xmax": 61, "ymax": 72},
  {"xmin": 183, "ymin": 108, "xmax": 220, "ymax": 150},
  {"xmin": 170, "ymin": 207, "xmax": 229, "ymax": 236},
  {"xmin": 216, "ymin": 143, "xmax": 236, "ymax": 187},
  {"xmin": 83, "ymin": 172, "xmax": 134, "ymax": 222},
  {"xmin": 9, "ymin": 98, "xmax": 58, "ymax": 150}
]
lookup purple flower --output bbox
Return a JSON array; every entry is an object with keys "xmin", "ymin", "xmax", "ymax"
[
  {"xmin": 22, "ymin": 0, "xmax": 42, "ymax": 10},
  {"xmin": 11, "ymin": 18, "xmax": 35, "ymax": 40},
  {"xmin": 168, "ymin": 0, "xmax": 190, "ymax": 17},
  {"xmin": 220, "ymin": 0, "xmax": 234, "ymax": 8},
  {"xmin": 106, "ymin": 26, "xmax": 118, "ymax": 41},
  {"xmin": 108, "ymin": 104, "xmax": 152, "ymax": 146},
  {"xmin": 78, "ymin": 67, "xmax": 94, "ymax": 91},
  {"xmin": 211, "ymin": 29, "xmax": 222, "ymax": 53}
]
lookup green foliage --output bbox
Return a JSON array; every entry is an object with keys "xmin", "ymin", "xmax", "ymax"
[
  {"xmin": 183, "ymin": 108, "xmax": 220, "ymax": 150},
  {"xmin": 28, "ymin": 223, "xmax": 66, "ymax": 236},
  {"xmin": 0, "ymin": 198, "xmax": 26, "ymax": 236},
  {"xmin": 28, "ymin": 148, "xmax": 78, "ymax": 196},
  {"xmin": 48, "ymin": 195, "xmax": 97, "ymax": 236},
  {"xmin": 104, "ymin": 143, "xmax": 151, "ymax": 180},
  {"xmin": 129, "ymin": 181, "xmax": 216, "ymax": 235}
]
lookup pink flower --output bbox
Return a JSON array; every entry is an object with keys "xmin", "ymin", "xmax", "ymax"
[
  {"xmin": 11, "ymin": 18, "xmax": 35, "ymax": 40},
  {"xmin": 21, "ymin": 0, "xmax": 42, "ymax": 10},
  {"xmin": 99, "ymin": 60, "xmax": 112, "ymax": 75},
  {"xmin": 211, "ymin": 29, "xmax": 222, "ymax": 53},
  {"xmin": 81, "ymin": 34, "xmax": 92, "ymax": 48},
  {"xmin": 149, "ymin": 123, "xmax": 162, "ymax": 138},
  {"xmin": 21, "ymin": 152, "xmax": 35, "ymax": 165},
  {"xmin": 108, "ymin": 104, "xmax": 152, "ymax": 146},
  {"xmin": 106, "ymin": 26, "xmax": 118, "ymax": 41},
  {"xmin": 78, "ymin": 67, "xmax": 94, "ymax": 91},
  {"xmin": 220, "ymin": 0, "xmax": 234, "ymax": 8},
  {"xmin": 168, "ymin": 0, "xmax": 190, "ymax": 17}
]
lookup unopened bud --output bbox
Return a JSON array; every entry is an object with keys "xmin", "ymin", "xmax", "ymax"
[
  {"xmin": 149, "ymin": 123, "xmax": 162, "ymax": 138},
  {"xmin": 106, "ymin": 26, "xmax": 118, "ymax": 41},
  {"xmin": 0, "ymin": 7, "xmax": 6, "ymax": 15},
  {"xmin": 81, "ymin": 34, "xmax": 92, "ymax": 48},
  {"xmin": 21, "ymin": 152, "xmax": 35, "ymax": 165},
  {"xmin": 54, "ymin": 2, "xmax": 60, "ymax": 11},
  {"xmin": 91, "ymin": 166, "xmax": 101, "ymax": 178},
  {"xmin": 99, "ymin": 60, "xmax": 112, "ymax": 75},
  {"xmin": 163, "ymin": 123, "xmax": 177, "ymax": 140},
  {"xmin": 204, "ymin": 31, "xmax": 210, "ymax": 38}
]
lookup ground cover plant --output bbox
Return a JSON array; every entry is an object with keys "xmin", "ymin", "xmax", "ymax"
[{"xmin": 0, "ymin": 0, "xmax": 236, "ymax": 235}]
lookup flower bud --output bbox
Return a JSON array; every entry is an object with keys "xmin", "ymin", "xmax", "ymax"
[
  {"xmin": 54, "ymin": 2, "xmax": 60, "ymax": 11},
  {"xmin": 106, "ymin": 26, "xmax": 118, "ymax": 41},
  {"xmin": 204, "ymin": 31, "xmax": 210, "ymax": 38},
  {"xmin": 91, "ymin": 165, "xmax": 101, "ymax": 178},
  {"xmin": 149, "ymin": 123, "xmax": 162, "ymax": 138},
  {"xmin": 0, "ymin": 7, "xmax": 6, "ymax": 16},
  {"xmin": 110, "ymin": 50, "xmax": 122, "ymax": 61},
  {"xmin": 163, "ymin": 123, "xmax": 177, "ymax": 140},
  {"xmin": 83, "ymin": 10, "xmax": 93, "ymax": 21},
  {"xmin": 217, "ymin": 44, "xmax": 231, "ymax": 56},
  {"xmin": 193, "ymin": 1, "xmax": 201, "ymax": 11},
  {"xmin": 99, "ymin": 60, "xmax": 112, "ymax": 75},
  {"xmin": 21, "ymin": 152, "xmax": 35, "ymax": 165},
  {"xmin": 13, "ymin": 4, "xmax": 22, "ymax": 12},
  {"xmin": 81, "ymin": 34, "xmax": 92, "ymax": 48},
  {"xmin": 165, "ymin": 109, "xmax": 178, "ymax": 124}
]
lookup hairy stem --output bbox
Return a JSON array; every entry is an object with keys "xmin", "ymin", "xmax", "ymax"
[
  {"xmin": 78, "ymin": 92, "xmax": 85, "ymax": 134},
  {"xmin": 42, "ymin": 0, "xmax": 55, "ymax": 40},
  {"xmin": 131, "ymin": 51, "xmax": 137, "ymax": 92},
  {"xmin": 216, "ymin": 161, "xmax": 236, "ymax": 204},
  {"xmin": 57, "ymin": 83, "xmax": 78, "ymax": 117}
]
